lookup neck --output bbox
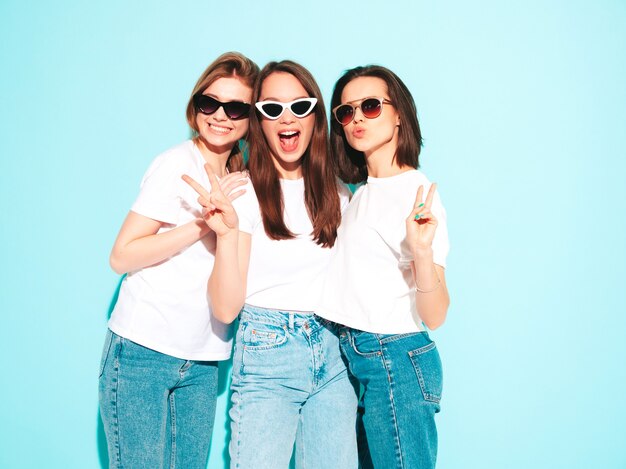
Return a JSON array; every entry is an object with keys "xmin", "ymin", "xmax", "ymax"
[
  {"xmin": 272, "ymin": 157, "xmax": 303, "ymax": 180},
  {"xmin": 194, "ymin": 136, "xmax": 232, "ymax": 177}
]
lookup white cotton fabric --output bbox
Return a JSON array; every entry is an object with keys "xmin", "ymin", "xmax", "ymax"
[
  {"xmin": 316, "ymin": 170, "xmax": 450, "ymax": 334},
  {"xmin": 108, "ymin": 140, "xmax": 233, "ymax": 361},
  {"xmin": 233, "ymin": 178, "xmax": 351, "ymax": 312}
]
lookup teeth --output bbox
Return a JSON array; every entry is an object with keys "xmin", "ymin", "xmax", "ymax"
[
  {"xmin": 210, "ymin": 124, "xmax": 230, "ymax": 134},
  {"xmin": 279, "ymin": 130, "xmax": 298, "ymax": 137}
]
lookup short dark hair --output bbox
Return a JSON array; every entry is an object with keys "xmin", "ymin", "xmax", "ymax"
[{"xmin": 330, "ymin": 65, "xmax": 423, "ymax": 184}]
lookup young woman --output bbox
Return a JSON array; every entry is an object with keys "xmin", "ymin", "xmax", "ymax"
[
  {"xmin": 184, "ymin": 60, "xmax": 358, "ymax": 469},
  {"xmin": 316, "ymin": 65, "xmax": 451, "ymax": 469},
  {"xmin": 98, "ymin": 52, "xmax": 259, "ymax": 468}
]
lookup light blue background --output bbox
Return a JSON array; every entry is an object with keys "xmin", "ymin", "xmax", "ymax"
[{"xmin": 1, "ymin": 0, "xmax": 625, "ymax": 467}]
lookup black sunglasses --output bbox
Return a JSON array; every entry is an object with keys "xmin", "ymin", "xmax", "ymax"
[
  {"xmin": 332, "ymin": 97, "xmax": 392, "ymax": 125},
  {"xmin": 193, "ymin": 94, "xmax": 251, "ymax": 120}
]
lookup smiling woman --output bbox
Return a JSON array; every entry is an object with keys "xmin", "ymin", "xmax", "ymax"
[
  {"xmin": 183, "ymin": 60, "xmax": 358, "ymax": 469},
  {"xmin": 98, "ymin": 52, "xmax": 259, "ymax": 469}
]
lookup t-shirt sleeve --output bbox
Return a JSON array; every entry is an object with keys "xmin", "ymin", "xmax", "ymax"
[
  {"xmin": 232, "ymin": 179, "xmax": 260, "ymax": 234},
  {"xmin": 131, "ymin": 153, "xmax": 181, "ymax": 225}
]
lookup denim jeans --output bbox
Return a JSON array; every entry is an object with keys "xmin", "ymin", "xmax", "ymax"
[
  {"xmin": 228, "ymin": 305, "xmax": 359, "ymax": 469},
  {"xmin": 340, "ymin": 329, "xmax": 443, "ymax": 469},
  {"xmin": 98, "ymin": 330, "xmax": 219, "ymax": 469}
]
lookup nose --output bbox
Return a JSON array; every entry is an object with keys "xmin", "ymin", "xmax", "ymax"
[
  {"xmin": 280, "ymin": 108, "xmax": 296, "ymax": 124},
  {"xmin": 352, "ymin": 106, "xmax": 365, "ymax": 123},
  {"xmin": 212, "ymin": 105, "xmax": 228, "ymax": 121}
]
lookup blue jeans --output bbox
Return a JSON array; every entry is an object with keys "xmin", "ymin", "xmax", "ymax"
[
  {"xmin": 98, "ymin": 330, "xmax": 219, "ymax": 469},
  {"xmin": 340, "ymin": 329, "xmax": 443, "ymax": 469},
  {"xmin": 229, "ymin": 305, "xmax": 359, "ymax": 469}
]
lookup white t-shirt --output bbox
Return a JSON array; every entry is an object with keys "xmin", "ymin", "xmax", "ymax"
[
  {"xmin": 316, "ymin": 170, "xmax": 449, "ymax": 334},
  {"xmin": 233, "ymin": 178, "xmax": 351, "ymax": 312},
  {"xmin": 108, "ymin": 140, "xmax": 233, "ymax": 361}
]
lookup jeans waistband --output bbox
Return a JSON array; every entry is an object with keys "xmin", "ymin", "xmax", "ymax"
[{"xmin": 241, "ymin": 304, "xmax": 315, "ymax": 329}]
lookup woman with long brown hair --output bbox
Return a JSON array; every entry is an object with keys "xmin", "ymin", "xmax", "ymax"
[{"xmin": 185, "ymin": 60, "xmax": 358, "ymax": 468}]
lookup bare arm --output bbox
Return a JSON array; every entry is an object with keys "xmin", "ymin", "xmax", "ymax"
[
  {"xmin": 110, "ymin": 171, "xmax": 247, "ymax": 275},
  {"xmin": 406, "ymin": 183, "xmax": 450, "ymax": 330},
  {"xmin": 183, "ymin": 165, "xmax": 251, "ymax": 324},
  {"xmin": 208, "ymin": 230, "xmax": 251, "ymax": 323},
  {"xmin": 109, "ymin": 212, "xmax": 209, "ymax": 275}
]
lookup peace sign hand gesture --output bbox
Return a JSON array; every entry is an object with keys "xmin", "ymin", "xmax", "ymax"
[
  {"xmin": 406, "ymin": 183, "xmax": 439, "ymax": 255},
  {"xmin": 182, "ymin": 164, "xmax": 245, "ymax": 238}
]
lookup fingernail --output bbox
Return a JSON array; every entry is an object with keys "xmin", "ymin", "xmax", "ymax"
[
  {"xmin": 418, "ymin": 203, "xmax": 424, "ymax": 208},
  {"xmin": 414, "ymin": 214, "xmax": 421, "ymax": 220}
]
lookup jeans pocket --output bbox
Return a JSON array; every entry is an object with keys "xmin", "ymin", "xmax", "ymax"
[
  {"xmin": 408, "ymin": 341, "xmax": 443, "ymax": 403},
  {"xmin": 99, "ymin": 329, "xmax": 113, "ymax": 378},
  {"xmin": 350, "ymin": 333, "xmax": 382, "ymax": 358},
  {"xmin": 241, "ymin": 321, "xmax": 288, "ymax": 350}
]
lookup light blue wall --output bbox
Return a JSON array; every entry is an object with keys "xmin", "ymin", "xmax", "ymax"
[{"xmin": 1, "ymin": 0, "xmax": 625, "ymax": 467}]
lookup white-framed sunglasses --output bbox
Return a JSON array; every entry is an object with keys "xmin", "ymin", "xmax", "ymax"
[{"xmin": 255, "ymin": 97, "xmax": 317, "ymax": 120}]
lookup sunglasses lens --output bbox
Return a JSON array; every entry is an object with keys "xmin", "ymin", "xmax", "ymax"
[
  {"xmin": 335, "ymin": 105, "xmax": 354, "ymax": 125},
  {"xmin": 223, "ymin": 102, "xmax": 250, "ymax": 120},
  {"xmin": 195, "ymin": 95, "xmax": 220, "ymax": 115},
  {"xmin": 291, "ymin": 99, "xmax": 314, "ymax": 117},
  {"xmin": 260, "ymin": 103, "xmax": 284, "ymax": 119},
  {"xmin": 361, "ymin": 98, "xmax": 383, "ymax": 119}
]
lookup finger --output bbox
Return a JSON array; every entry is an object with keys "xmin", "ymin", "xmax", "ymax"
[
  {"xmin": 424, "ymin": 183, "xmax": 437, "ymax": 209},
  {"xmin": 414, "ymin": 210, "xmax": 437, "ymax": 225},
  {"xmin": 182, "ymin": 174, "xmax": 211, "ymax": 199},
  {"xmin": 197, "ymin": 196, "xmax": 211, "ymax": 208},
  {"xmin": 204, "ymin": 164, "xmax": 224, "ymax": 194},
  {"xmin": 210, "ymin": 194, "xmax": 235, "ymax": 213},
  {"xmin": 413, "ymin": 185, "xmax": 424, "ymax": 209},
  {"xmin": 220, "ymin": 178, "xmax": 247, "ymax": 197},
  {"xmin": 219, "ymin": 171, "xmax": 246, "ymax": 185},
  {"xmin": 227, "ymin": 188, "xmax": 246, "ymax": 202}
]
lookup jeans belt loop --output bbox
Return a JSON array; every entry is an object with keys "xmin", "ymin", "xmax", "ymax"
[{"xmin": 289, "ymin": 313, "xmax": 295, "ymax": 331}]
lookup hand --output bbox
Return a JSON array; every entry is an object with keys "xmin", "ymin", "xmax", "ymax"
[
  {"xmin": 182, "ymin": 164, "xmax": 244, "ymax": 237},
  {"xmin": 406, "ymin": 183, "xmax": 438, "ymax": 256}
]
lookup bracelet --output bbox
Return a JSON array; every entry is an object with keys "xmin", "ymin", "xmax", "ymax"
[{"xmin": 415, "ymin": 269, "xmax": 441, "ymax": 293}]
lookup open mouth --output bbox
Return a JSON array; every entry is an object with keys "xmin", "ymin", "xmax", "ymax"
[{"xmin": 278, "ymin": 130, "xmax": 300, "ymax": 152}]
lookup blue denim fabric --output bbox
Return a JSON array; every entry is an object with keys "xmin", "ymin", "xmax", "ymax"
[
  {"xmin": 228, "ymin": 305, "xmax": 359, "ymax": 469},
  {"xmin": 98, "ymin": 330, "xmax": 219, "ymax": 469},
  {"xmin": 339, "ymin": 329, "xmax": 443, "ymax": 469}
]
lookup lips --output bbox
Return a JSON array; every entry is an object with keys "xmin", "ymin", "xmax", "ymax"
[
  {"xmin": 278, "ymin": 130, "xmax": 300, "ymax": 152},
  {"xmin": 351, "ymin": 126, "xmax": 365, "ymax": 138}
]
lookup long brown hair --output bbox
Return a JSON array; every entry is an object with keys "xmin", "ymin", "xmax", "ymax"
[
  {"xmin": 247, "ymin": 60, "xmax": 341, "ymax": 248},
  {"xmin": 330, "ymin": 65, "xmax": 423, "ymax": 184},
  {"xmin": 185, "ymin": 51, "xmax": 259, "ymax": 172}
]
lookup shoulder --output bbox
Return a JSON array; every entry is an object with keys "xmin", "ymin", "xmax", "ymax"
[
  {"xmin": 336, "ymin": 180, "xmax": 353, "ymax": 211},
  {"xmin": 143, "ymin": 140, "xmax": 195, "ymax": 179}
]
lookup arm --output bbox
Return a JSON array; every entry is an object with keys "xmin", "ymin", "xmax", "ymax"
[
  {"xmin": 406, "ymin": 183, "xmax": 450, "ymax": 330},
  {"xmin": 208, "ymin": 230, "xmax": 251, "ymax": 323},
  {"xmin": 183, "ymin": 164, "xmax": 251, "ymax": 324},
  {"xmin": 110, "ymin": 171, "xmax": 247, "ymax": 275},
  {"xmin": 109, "ymin": 212, "xmax": 209, "ymax": 275}
]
